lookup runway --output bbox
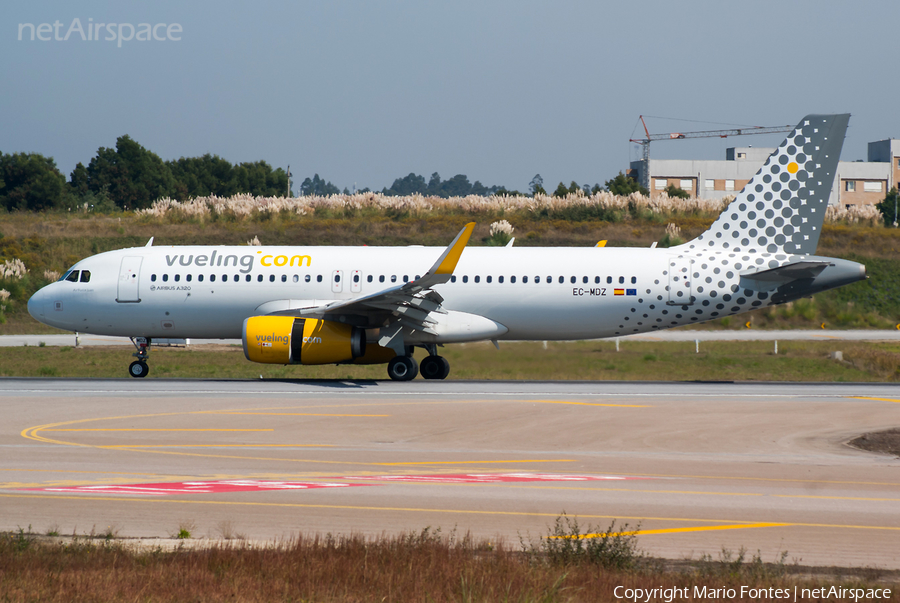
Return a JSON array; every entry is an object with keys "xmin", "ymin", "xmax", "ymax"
[{"xmin": 1, "ymin": 379, "xmax": 898, "ymax": 568}]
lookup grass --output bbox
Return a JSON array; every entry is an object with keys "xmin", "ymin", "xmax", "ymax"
[
  {"xmin": 0, "ymin": 524, "xmax": 896, "ymax": 603},
  {"xmin": 0, "ymin": 340, "xmax": 897, "ymax": 381}
]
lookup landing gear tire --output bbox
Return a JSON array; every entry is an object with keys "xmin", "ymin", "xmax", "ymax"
[
  {"xmin": 387, "ymin": 356, "xmax": 418, "ymax": 381},
  {"xmin": 129, "ymin": 361, "xmax": 149, "ymax": 378},
  {"xmin": 420, "ymin": 355, "xmax": 450, "ymax": 380}
]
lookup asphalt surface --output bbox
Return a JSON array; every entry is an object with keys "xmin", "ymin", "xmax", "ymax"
[{"xmin": 1, "ymin": 379, "xmax": 898, "ymax": 568}]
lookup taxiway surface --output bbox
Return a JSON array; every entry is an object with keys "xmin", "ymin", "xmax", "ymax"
[{"xmin": 1, "ymin": 379, "xmax": 898, "ymax": 568}]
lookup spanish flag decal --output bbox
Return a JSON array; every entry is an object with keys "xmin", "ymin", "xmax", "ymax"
[{"xmin": 614, "ymin": 288, "xmax": 625, "ymax": 296}]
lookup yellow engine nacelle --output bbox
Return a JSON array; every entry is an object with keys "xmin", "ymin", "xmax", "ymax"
[{"xmin": 242, "ymin": 316, "xmax": 365, "ymax": 365}]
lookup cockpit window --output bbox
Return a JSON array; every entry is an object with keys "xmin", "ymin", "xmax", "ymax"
[
  {"xmin": 79, "ymin": 270, "xmax": 91, "ymax": 283},
  {"xmin": 65, "ymin": 271, "xmax": 79, "ymax": 282},
  {"xmin": 59, "ymin": 270, "xmax": 73, "ymax": 282}
]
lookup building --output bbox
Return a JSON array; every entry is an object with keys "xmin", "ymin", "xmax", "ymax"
[{"xmin": 629, "ymin": 139, "xmax": 899, "ymax": 207}]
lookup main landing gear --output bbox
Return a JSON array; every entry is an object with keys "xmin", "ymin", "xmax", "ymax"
[
  {"xmin": 128, "ymin": 337, "xmax": 151, "ymax": 378},
  {"xmin": 386, "ymin": 345, "xmax": 450, "ymax": 381}
]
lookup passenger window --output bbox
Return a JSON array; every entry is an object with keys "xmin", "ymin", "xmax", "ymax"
[
  {"xmin": 450, "ymin": 275, "xmax": 457, "ymax": 283},
  {"xmin": 210, "ymin": 275, "xmax": 216, "ymax": 282},
  {"xmin": 558, "ymin": 276, "xmax": 564, "ymax": 284},
  {"xmin": 353, "ymin": 274, "xmax": 360, "ymax": 283},
  {"xmin": 317, "ymin": 275, "xmax": 323, "ymax": 282},
  {"xmin": 583, "ymin": 276, "xmax": 588, "ymax": 284},
  {"xmin": 402, "ymin": 275, "xmax": 408, "ymax": 283},
  {"xmin": 366, "ymin": 275, "xmax": 373, "ymax": 283},
  {"xmin": 474, "ymin": 276, "xmax": 480, "ymax": 283},
  {"xmin": 415, "ymin": 275, "xmax": 421, "ymax": 280},
  {"xmin": 462, "ymin": 275, "xmax": 468, "ymax": 283},
  {"xmin": 522, "ymin": 276, "xmax": 528, "ymax": 284},
  {"xmin": 174, "ymin": 274, "xmax": 180, "ymax": 282},
  {"xmin": 198, "ymin": 274, "xmax": 204, "ymax": 282},
  {"xmin": 187, "ymin": 274, "xmax": 192, "ymax": 282},
  {"xmin": 281, "ymin": 274, "xmax": 287, "ymax": 282},
  {"xmin": 570, "ymin": 276, "xmax": 576, "ymax": 284},
  {"xmin": 269, "ymin": 274, "xmax": 275, "ymax": 282},
  {"xmin": 607, "ymin": 276, "xmax": 612, "ymax": 284},
  {"xmin": 257, "ymin": 274, "xmax": 262, "ymax": 282},
  {"xmin": 486, "ymin": 276, "xmax": 492, "ymax": 283},
  {"xmin": 509, "ymin": 276, "xmax": 515, "ymax": 283},
  {"xmin": 223, "ymin": 274, "xmax": 228, "ymax": 282},
  {"xmin": 631, "ymin": 276, "xmax": 637, "ymax": 284},
  {"xmin": 305, "ymin": 275, "xmax": 311, "ymax": 283},
  {"xmin": 246, "ymin": 275, "xmax": 252, "ymax": 282},
  {"xmin": 150, "ymin": 274, "xmax": 157, "ymax": 282},
  {"xmin": 379, "ymin": 275, "xmax": 385, "ymax": 283},
  {"xmin": 619, "ymin": 276, "xmax": 625, "ymax": 284},
  {"xmin": 162, "ymin": 274, "xmax": 169, "ymax": 282},
  {"xmin": 546, "ymin": 276, "xmax": 551, "ymax": 283},
  {"xmin": 595, "ymin": 276, "xmax": 600, "ymax": 284},
  {"xmin": 293, "ymin": 275, "xmax": 299, "ymax": 283},
  {"xmin": 391, "ymin": 275, "xmax": 397, "ymax": 283},
  {"xmin": 335, "ymin": 274, "xmax": 341, "ymax": 283}
]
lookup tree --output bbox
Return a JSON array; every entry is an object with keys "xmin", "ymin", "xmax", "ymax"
[
  {"xmin": 0, "ymin": 152, "xmax": 68, "ymax": 211},
  {"xmin": 552, "ymin": 182, "xmax": 570, "ymax": 197},
  {"xmin": 382, "ymin": 172, "xmax": 427, "ymax": 196},
  {"xmin": 664, "ymin": 184, "xmax": 690, "ymax": 199},
  {"xmin": 167, "ymin": 154, "xmax": 237, "ymax": 199},
  {"xmin": 604, "ymin": 171, "xmax": 648, "ymax": 196},
  {"xmin": 440, "ymin": 174, "xmax": 474, "ymax": 197},
  {"xmin": 69, "ymin": 162, "xmax": 90, "ymax": 197},
  {"xmin": 529, "ymin": 174, "xmax": 544, "ymax": 196},
  {"xmin": 876, "ymin": 187, "xmax": 899, "ymax": 226},
  {"xmin": 299, "ymin": 173, "xmax": 340, "ymax": 196},
  {"xmin": 84, "ymin": 135, "xmax": 176, "ymax": 210}
]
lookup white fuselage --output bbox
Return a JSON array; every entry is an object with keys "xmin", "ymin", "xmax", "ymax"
[{"xmin": 27, "ymin": 243, "xmax": 783, "ymax": 342}]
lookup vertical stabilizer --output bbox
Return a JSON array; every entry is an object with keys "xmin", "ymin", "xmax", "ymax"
[{"xmin": 688, "ymin": 114, "xmax": 849, "ymax": 256}]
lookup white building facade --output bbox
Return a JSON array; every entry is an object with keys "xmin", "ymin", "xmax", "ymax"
[{"xmin": 629, "ymin": 139, "xmax": 899, "ymax": 207}]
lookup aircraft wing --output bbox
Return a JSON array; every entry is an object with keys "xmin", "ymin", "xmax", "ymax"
[{"xmin": 292, "ymin": 223, "xmax": 476, "ymax": 338}]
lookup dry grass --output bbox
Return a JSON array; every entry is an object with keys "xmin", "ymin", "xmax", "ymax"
[{"xmin": 1, "ymin": 528, "xmax": 896, "ymax": 603}]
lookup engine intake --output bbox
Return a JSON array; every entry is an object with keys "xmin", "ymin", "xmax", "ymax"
[{"xmin": 242, "ymin": 316, "xmax": 365, "ymax": 365}]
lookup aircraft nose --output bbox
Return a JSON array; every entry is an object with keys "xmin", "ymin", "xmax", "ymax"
[{"xmin": 27, "ymin": 287, "xmax": 46, "ymax": 320}]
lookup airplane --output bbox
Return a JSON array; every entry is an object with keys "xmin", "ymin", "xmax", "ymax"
[{"xmin": 28, "ymin": 114, "xmax": 866, "ymax": 381}]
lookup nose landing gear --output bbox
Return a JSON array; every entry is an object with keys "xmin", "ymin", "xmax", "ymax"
[{"xmin": 129, "ymin": 337, "xmax": 151, "ymax": 378}]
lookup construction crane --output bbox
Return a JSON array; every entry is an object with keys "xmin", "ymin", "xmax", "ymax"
[{"xmin": 630, "ymin": 116, "xmax": 795, "ymax": 191}]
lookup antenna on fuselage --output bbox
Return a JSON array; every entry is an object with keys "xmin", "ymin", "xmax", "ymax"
[{"xmin": 145, "ymin": 237, "xmax": 154, "ymax": 247}]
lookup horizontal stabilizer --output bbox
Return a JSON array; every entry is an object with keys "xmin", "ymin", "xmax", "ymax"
[{"xmin": 740, "ymin": 261, "xmax": 829, "ymax": 291}]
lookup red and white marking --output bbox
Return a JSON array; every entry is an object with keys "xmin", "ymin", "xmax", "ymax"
[
  {"xmin": 27, "ymin": 479, "xmax": 366, "ymax": 496},
  {"xmin": 341, "ymin": 473, "xmax": 648, "ymax": 484}
]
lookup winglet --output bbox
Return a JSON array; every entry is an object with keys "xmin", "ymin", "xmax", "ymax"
[{"xmin": 431, "ymin": 222, "xmax": 475, "ymax": 275}]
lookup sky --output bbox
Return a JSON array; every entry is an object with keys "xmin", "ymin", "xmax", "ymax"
[{"xmin": 2, "ymin": 0, "xmax": 899, "ymax": 193}]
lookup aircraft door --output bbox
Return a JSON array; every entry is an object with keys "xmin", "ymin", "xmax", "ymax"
[
  {"xmin": 351, "ymin": 270, "xmax": 362, "ymax": 293},
  {"xmin": 331, "ymin": 270, "xmax": 343, "ymax": 293},
  {"xmin": 117, "ymin": 256, "xmax": 143, "ymax": 303},
  {"xmin": 667, "ymin": 256, "xmax": 693, "ymax": 305}
]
